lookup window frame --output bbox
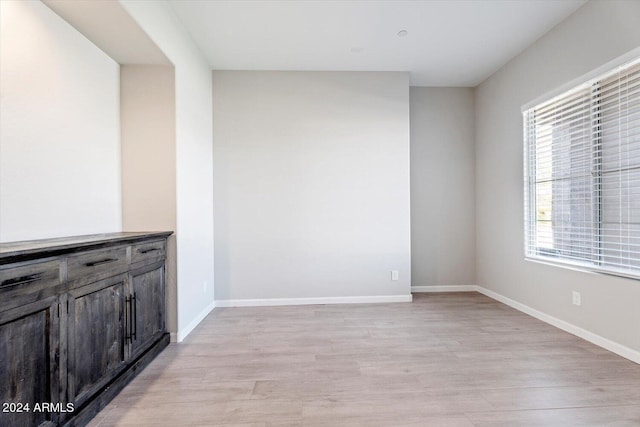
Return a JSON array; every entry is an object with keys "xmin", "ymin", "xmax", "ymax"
[{"xmin": 522, "ymin": 49, "xmax": 640, "ymax": 280}]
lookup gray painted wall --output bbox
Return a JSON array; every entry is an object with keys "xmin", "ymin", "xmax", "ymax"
[
  {"xmin": 410, "ymin": 87, "xmax": 475, "ymax": 288},
  {"xmin": 213, "ymin": 71, "xmax": 411, "ymax": 301},
  {"xmin": 475, "ymin": 0, "xmax": 640, "ymax": 353}
]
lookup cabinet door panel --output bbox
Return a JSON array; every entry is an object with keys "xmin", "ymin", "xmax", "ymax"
[
  {"xmin": 130, "ymin": 263, "xmax": 165, "ymax": 358},
  {"xmin": 0, "ymin": 297, "xmax": 59, "ymax": 427},
  {"xmin": 67, "ymin": 275, "xmax": 126, "ymax": 408}
]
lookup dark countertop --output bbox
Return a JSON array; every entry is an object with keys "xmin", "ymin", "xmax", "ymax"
[{"xmin": 0, "ymin": 231, "xmax": 173, "ymax": 263}]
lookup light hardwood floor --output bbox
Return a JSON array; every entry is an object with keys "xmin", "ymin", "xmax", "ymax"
[{"xmin": 88, "ymin": 292, "xmax": 640, "ymax": 426}]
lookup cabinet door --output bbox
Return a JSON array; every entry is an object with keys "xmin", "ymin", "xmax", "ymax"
[
  {"xmin": 66, "ymin": 274, "xmax": 127, "ymax": 409},
  {"xmin": 129, "ymin": 261, "xmax": 165, "ymax": 359},
  {"xmin": 0, "ymin": 296, "xmax": 59, "ymax": 427}
]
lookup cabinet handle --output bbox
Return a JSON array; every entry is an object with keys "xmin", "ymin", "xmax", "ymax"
[
  {"xmin": 132, "ymin": 292, "xmax": 137, "ymax": 340},
  {"xmin": 125, "ymin": 296, "xmax": 132, "ymax": 343},
  {"xmin": 1, "ymin": 272, "xmax": 43, "ymax": 288},
  {"xmin": 139, "ymin": 248, "xmax": 160, "ymax": 254},
  {"xmin": 84, "ymin": 258, "xmax": 117, "ymax": 267}
]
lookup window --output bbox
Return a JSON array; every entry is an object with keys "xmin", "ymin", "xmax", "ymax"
[{"xmin": 524, "ymin": 57, "xmax": 640, "ymax": 278}]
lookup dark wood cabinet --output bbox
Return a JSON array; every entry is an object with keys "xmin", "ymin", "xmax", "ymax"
[
  {"xmin": 0, "ymin": 232, "xmax": 172, "ymax": 427},
  {"xmin": 0, "ymin": 296, "xmax": 60, "ymax": 427},
  {"xmin": 66, "ymin": 274, "xmax": 128, "ymax": 409},
  {"xmin": 129, "ymin": 261, "xmax": 165, "ymax": 359}
]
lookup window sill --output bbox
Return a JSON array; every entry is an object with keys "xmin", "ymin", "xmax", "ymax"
[{"xmin": 524, "ymin": 255, "xmax": 640, "ymax": 282}]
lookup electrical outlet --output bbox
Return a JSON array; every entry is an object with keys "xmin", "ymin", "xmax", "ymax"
[
  {"xmin": 572, "ymin": 291, "xmax": 581, "ymax": 306},
  {"xmin": 391, "ymin": 270, "xmax": 399, "ymax": 281}
]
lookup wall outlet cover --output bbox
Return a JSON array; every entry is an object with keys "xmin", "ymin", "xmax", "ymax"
[{"xmin": 572, "ymin": 291, "xmax": 581, "ymax": 306}]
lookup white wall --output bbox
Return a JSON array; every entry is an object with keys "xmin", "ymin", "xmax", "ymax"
[
  {"xmin": 212, "ymin": 71, "xmax": 411, "ymax": 302},
  {"xmin": 120, "ymin": 64, "xmax": 178, "ymax": 334},
  {"xmin": 410, "ymin": 87, "xmax": 475, "ymax": 289},
  {"xmin": 0, "ymin": 0, "xmax": 121, "ymax": 242},
  {"xmin": 476, "ymin": 0, "xmax": 640, "ymax": 355},
  {"xmin": 120, "ymin": 0, "xmax": 215, "ymax": 341}
]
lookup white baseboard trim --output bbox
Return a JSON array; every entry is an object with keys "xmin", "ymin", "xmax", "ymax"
[
  {"xmin": 411, "ymin": 285, "xmax": 477, "ymax": 293},
  {"xmin": 476, "ymin": 286, "xmax": 640, "ymax": 365},
  {"xmin": 215, "ymin": 294, "xmax": 412, "ymax": 308},
  {"xmin": 174, "ymin": 300, "xmax": 216, "ymax": 342}
]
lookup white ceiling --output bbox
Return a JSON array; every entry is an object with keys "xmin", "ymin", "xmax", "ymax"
[
  {"xmin": 169, "ymin": 0, "xmax": 585, "ymax": 87},
  {"xmin": 44, "ymin": 0, "xmax": 170, "ymax": 65}
]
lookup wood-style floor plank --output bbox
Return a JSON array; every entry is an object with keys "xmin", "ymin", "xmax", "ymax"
[{"xmin": 87, "ymin": 292, "xmax": 640, "ymax": 426}]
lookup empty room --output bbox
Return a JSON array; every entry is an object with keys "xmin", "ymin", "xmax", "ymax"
[{"xmin": 1, "ymin": 0, "xmax": 640, "ymax": 426}]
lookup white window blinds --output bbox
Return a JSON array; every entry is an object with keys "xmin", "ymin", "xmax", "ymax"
[{"xmin": 524, "ymin": 58, "xmax": 640, "ymax": 277}]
